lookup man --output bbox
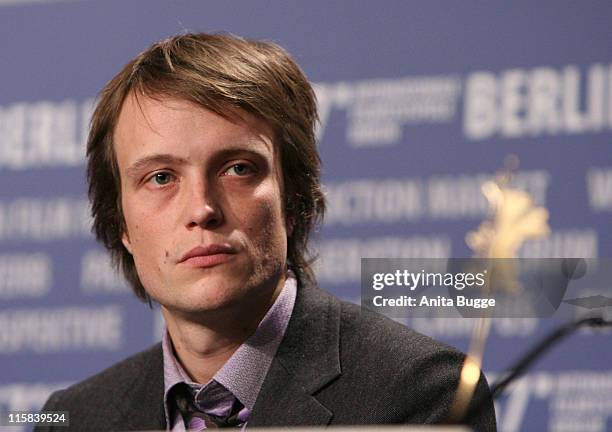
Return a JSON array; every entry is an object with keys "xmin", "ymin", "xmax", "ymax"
[{"xmin": 37, "ymin": 33, "xmax": 496, "ymax": 431}]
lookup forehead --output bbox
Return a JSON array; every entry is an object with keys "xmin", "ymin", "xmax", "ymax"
[{"xmin": 113, "ymin": 93, "xmax": 279, "ymax": 167}]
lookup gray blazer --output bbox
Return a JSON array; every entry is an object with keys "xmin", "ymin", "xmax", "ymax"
[{"xmin": 36, "ymin": 284, "xmax": 496, "ymax": 431}]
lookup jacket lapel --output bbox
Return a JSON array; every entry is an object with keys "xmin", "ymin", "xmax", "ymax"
[{"xmin": 249, "ymin": 283, "xmax": 342, "ymax": 426}]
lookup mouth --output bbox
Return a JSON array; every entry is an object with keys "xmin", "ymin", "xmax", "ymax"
[{"xmin": 178, "ymin": 244, "xmax": 237, "ymax": 268}]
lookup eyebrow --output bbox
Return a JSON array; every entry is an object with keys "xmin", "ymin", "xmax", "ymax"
[{"xmin": 125, "ymin": 154, "xmax": 189, "ymax": 179}]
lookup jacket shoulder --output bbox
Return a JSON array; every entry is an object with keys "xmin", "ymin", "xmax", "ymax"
[
  {"xmin": 52, "ymin": 342, "xmax": 161, "ymax": 401},
  {"xmin": 322, "ymin": 293, "xmax": 496, "ymax": 429},
  {"xmin": 35, "ymin": 343, "xmax": 162, "ymax": 431},
  {"xmin": 339, "ymin": 298, "xmax": 459, "ymax": 360}
]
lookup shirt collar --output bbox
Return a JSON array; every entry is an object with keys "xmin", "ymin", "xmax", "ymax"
[{"xmin": 162, "ymin": 275, "xmax": 297, "ymax": 425}]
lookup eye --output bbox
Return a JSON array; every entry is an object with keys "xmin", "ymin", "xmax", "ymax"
[
  {"xmin": 222, "ymin": 163, "xmax": 254, "ymax": 176},
  {"xmin": 147, "ymin": 171, "xmax": 175, "ymax": 186}
]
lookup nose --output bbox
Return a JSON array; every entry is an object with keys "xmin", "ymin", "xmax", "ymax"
[{"xmin": 183, "ymin": 178, "xmax": 223, "ymax": 230}]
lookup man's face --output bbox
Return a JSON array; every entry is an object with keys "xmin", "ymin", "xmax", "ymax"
[{"xmin": 114, "ymin": 94, "xmax": 289, "ymax": 316}]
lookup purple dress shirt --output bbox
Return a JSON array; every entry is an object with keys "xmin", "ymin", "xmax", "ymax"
[{"xmin": 162, "ymin": 276, "xmax": 297, "ymax": 431}]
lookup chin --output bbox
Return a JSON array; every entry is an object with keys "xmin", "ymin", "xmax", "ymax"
[
  {"xmin": 160, "ymin": 295, "xmax": 241, "ymax": 317},
  {"xmin": 174, "ymin": 278, "xmax": 250, "ymax": 311},
  {"xmin": 151, "ymin": 264, "xmax": 283, "ymax": 314}
]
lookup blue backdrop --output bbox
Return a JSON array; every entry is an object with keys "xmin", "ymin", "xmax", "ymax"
[{"xmin": 1, "ymin": 1, "xmax": 611, "ymax": 431}]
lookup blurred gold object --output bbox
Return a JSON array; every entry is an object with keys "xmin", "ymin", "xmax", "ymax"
[
  {"xmin": 448, "ymin": 156, "xmax": 550, "ymax": 422},
  {"xmin": 466, "ymin": 181, "xmax": 550, "ymax": 260}
]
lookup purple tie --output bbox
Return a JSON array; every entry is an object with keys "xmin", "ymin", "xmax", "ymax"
[{"xmin": 171, "ymin": 382, "xmax": 244, "ymax": 429}]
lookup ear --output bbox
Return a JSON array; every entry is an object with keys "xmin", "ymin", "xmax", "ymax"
[{"xmin": 121, "ymin": 231, "xmax": 133, "ymax": 255}]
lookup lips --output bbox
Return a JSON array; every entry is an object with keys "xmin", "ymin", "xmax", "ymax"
[{"xmin": 179, "ymin": 244, "xmax": 237, "ymax": 268}]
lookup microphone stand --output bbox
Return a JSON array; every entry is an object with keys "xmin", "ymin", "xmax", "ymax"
[
  {"xmin": 491, "ymin": 316, "xmax": 612, "ymax": 399},
  {"xmin": 462, "ymin": 315, "xmax": 612, "ymax": 424}
]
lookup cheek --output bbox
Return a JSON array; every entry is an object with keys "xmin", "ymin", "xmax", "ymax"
[
  {"xmin": 249, "ymin": 202, "xmax": 287, "ymax": 253},
  {"xmin": 123, "ymin": 195, "xmax": 164, "ymax": 238},
  {"xmin": 124, "ymin": 208, "xmax": 170, "ymax": 264},
  {"xmin": 126, "ymin": 215, "xmax": 170, "ymax": 293},
  {"xmin": 235, "ymin": 182, "xmax": 285, "ymax": 235}
]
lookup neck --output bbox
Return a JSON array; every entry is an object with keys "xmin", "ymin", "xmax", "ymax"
[{"xmin": 163, "ymin": 274, "xmax": 286, "ymax": 384}]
